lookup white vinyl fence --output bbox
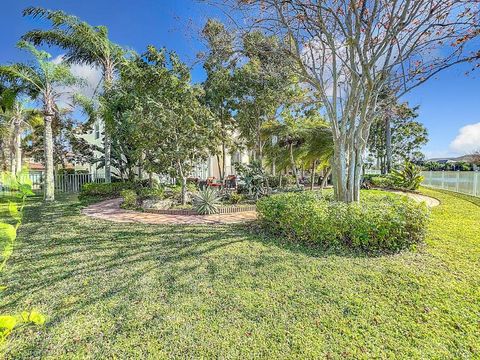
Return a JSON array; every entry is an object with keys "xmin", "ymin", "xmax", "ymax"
[
  {"xmin": 27, "ymin": 173, "xmax": 105, "ymax": 193},
  {"xmin": 421, "ymin": 171, "xmax": 480, "ymax": 197}
]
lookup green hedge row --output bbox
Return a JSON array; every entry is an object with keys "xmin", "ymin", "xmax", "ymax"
[
  {"xmin": 79, "ymin": 181, "xmax": 144, "ymax": 200},
  {"xmin": 256, "ymin": 191, "xmax": 429, "ymax": 253}
]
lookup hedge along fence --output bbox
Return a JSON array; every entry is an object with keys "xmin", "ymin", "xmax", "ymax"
[
  {"xmin": 144, "ymin": 205, "xmax": 256, "ymax": 216},
  {"xmin": 256, "ymin": 191, "xmax": 430, "ymax": 253}
]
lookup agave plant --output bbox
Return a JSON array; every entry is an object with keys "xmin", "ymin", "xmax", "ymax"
[
  {"xmin": 388, "ymin": 162, "xmax": 424, "ymax": 190},
  {"xmin": 193, "ymin": 188, "xmax": 221, "ymax": 215}
]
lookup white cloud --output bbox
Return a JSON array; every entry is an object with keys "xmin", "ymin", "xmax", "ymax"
[
  {"xmin": 449, "ymin": 122, "xmax": 480, "ymax": 154},
  {"xmin": 51, "ymin": 55, "xmax": 103, "ymax": 108}
]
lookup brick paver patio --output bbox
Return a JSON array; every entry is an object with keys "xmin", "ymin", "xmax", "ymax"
[
  {"xmin": 82, "ymin": 198, "xmax": 257, "ymax": 225},
  {"xmin": 82, "ymin": 192, "xmax": 438, "ymax": 226}
]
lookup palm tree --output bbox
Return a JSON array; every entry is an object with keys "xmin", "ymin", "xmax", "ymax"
[
  {"xmin": 22, "ymin": 7, "xmax": 125, "ymax": 183},
  {"xmin": 299, "ymin": 122, "xmax": 334, "ymax": 190},
  {"xmin": 262, "ymin": 118, "xmax": 304, "ymax": 187},
  {"xmin": 0, "ymin": 86, "xmax": 16, "ymax": 171},
  {"xmin": 0, "ymin": 41, "xmax": 78, "ymax": 201},
  {"xmin": 0, "ymin": 101, "xmax": 41, "ymax": 175}
]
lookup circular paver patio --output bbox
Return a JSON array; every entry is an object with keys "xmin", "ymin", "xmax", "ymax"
[
  {"xmin": 82, "ymin": 198, "xmax": 257, "ymax": 225},
  {"xmin": 82, "ymin": 192, "xmax": 439, "ymax": 226}
]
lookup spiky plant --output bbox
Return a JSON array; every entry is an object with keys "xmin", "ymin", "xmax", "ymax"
[
  {"xmin": 193, "ymin": 188, "xmax": 221, "ymax": 215},
  {"xmin": 388, "ymin": 162, "xmax": 424, "ymax": 190}
]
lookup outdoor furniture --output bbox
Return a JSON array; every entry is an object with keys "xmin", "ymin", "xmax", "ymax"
[
  {"xmin": 206, "ymin": 177, "xmax": 222, "ymax": 188},
  {"xmin": 225, "ymin": 175, "xmax": 237, "ymax": 189}
]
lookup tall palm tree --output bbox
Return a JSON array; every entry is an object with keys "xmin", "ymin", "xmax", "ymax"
[
  {"xmin": 22, "ymin": 7, "xmax": 125, "ymax": 183},
  {"xmin": 0, "ymin": 41, "xmax": 79, "ymax": 201},
  {"xmin": 0, "ymin": 85, "xmax": 16, "ymax": 171},
  {"xmin": 0, "ymin": 101, "xmax": 41, "ymax": 175}
]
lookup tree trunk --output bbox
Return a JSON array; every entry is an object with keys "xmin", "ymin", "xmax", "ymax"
[
  {"xmin": 289, "ymin": 143, "xmax": 299, "ymax": 187},
  {"xmin": 221, "ymin": 141, "xmax": 226, "ymax": 182},
  {"xmin": 385, "ymin": 115, "xmax": 392, "ymax": 173},
  {"xmin": 216, "ymin": 153, "xmax": 223, "ymax": 181},
  {"xmin": 332, "ymin": 140, "xmax": 364, "ymax": 203},
  {"xmin": 103, "ymin": 63, "xmax": 114, "ymax": 183},
  {"xmin": 14, "ymin": 120, "xmax": 22, "ymax": 175},
  {"xmin": 180, "ymin": 176, "xmax": 187, "ymax": 205},
  {"xmin": 320, "ymin": 167, "xmax": 332, "ymax": 190},
  {"xmin": 177, "ymin": 161, "xmax": 187, "ymax": 205},
  {"xmin": 149, "ymin": 172, "xmax": 153, "ymax": 188},
  {"xmin": 310, "ymin": 160, "xmax": 316, "ymax": 191},
  {"xmin": 104, "ymin": 129, "xmax": 112, "ymax": 183},
  {"xmin": 44, "ymin": 107, "xmax": 55, "ymax": 201},
  {"xmin": 9, "ymin": 148, "xmax": 15, "ymax": 174}
]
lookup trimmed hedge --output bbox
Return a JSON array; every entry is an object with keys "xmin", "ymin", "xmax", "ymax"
[
  {"xmin": 79, "ymin": 182, "xmax": 138, "ymax": 200},
  {"xmin": 256, "ymin": 191, "xmax": 429, "ymax": 253}
]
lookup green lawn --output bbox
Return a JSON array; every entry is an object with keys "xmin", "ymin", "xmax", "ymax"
[{"xmin": 0, "ymin": 188, "xmax": 479, "ymax": 358}]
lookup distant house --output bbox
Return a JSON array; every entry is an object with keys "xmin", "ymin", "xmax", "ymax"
[{"xmin": 425, "ymin": 155, "xmax": 478, "ymax": 171}]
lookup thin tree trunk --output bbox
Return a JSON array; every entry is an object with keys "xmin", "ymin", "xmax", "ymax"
[
  {"xmin": 149, "ymin": 172, "xmax": 153, "ymax": 188},
  {"xmin": 178, "ymin": 161, "xmax": 187, "ymax": 205},
  {"xmin": 221, "ymin": 141, "xmax": 226, "ymax": 182},
  {"xmin": 216, "ymin": 153, "xmax": 223, "ymax": 181},
  {"xmin": 320, "ymin": 167, "xmax": 332, "ymax": 190},
  {"xmin": 9, "ymin": 148, "xmax": 15, "ymax": 174},
  {"xmin": 289, "ymin": 143, "xmax": 299, "ymax": 187},
  {"xmin": 44, "ymin": 106, "xmax": 55, "ymax": 201},
  {"xmin": 385, "ymin": 115, "xmax": 392, "ymax": 173},
  {"xmin": 103, "ymin": 64, "xmax": 114, "ymax": 183},
  {"xmin": 14, "ymin": 121, "xmax": 22, "ymax": 175},
  {"xmin": 310, "ymin": 160, "xmax": 316, "ymax": 191}
]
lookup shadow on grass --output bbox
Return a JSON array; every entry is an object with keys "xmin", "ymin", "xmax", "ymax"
[{"xmin": 0, "ymin": 194, "xmax": 430, "ymax": 357}]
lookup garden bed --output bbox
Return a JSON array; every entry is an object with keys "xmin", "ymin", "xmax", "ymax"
[{"xmin": 144, "ymin": 204, "xmax": 256, "ymax": 215}]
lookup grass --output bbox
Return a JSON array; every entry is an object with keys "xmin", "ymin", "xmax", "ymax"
[{"xmin": 0, "ymin": 188, "xmax": 478, "ymax": 358}]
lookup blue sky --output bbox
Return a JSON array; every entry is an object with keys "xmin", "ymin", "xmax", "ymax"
[{"xmin": 1, "ymin": 0, "xmax": 479, "ymax": 158}]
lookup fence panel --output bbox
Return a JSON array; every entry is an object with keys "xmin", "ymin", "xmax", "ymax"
[
  {"xmin": 0, "ymin": 173, "xmax": 105, "ymax": 195},
  {"xmin": 421, "ymin": 171, "xmax": 479, "ymax": 197}
]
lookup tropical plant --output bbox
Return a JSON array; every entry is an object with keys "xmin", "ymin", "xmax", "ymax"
[
  {"xmin": 234, "ymin": 161, "xmax": 268, "ymax": 199},
  {"xmin": 388, "ymin": 162, "xmax": 424, "ymax": 191},
  {"xmin": 0, "ymin": 98, "xmax": 41, "ymax": 175},
  {"xmin": 23, "ymin": 7, "xmax": 125, "ymax": 183},
  {"xmin": 0, "ymin": 169, "xmax": 45, "ymax": 345},
  {"xmin": 193, "ymin": 187, "xmax": 221, "ymax": 215},
  {"xmin": 120, "ymin": 189, "xmax": 137, "ymax": 209},
  {"xmin": 0, "ymin": 42, "xmax": 79, "ymax": 201}
]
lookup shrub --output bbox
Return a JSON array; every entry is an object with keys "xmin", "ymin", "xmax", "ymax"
[
  {"xmin": 370, "ymin": 176, "xmax": 393, "ymax": 189},
  {"xmin": 193, "ymin": 188, "xmax": 220, "ymax": 215},
  {"xmin": 137, "ymin": 187, "xmax": 165, "ymax": 201},
  {"xmin": 164, "ymin": 185, "xmax": 182, "ymax": 200},
  {"xmin": 120, "ymin": 189, "xmax": 138, "ymax": 209},
  {"xmin": 257, "ymin": 191, "xmax": 429, "ymax": 253},
  {"xmin": 80, "ymin": 182, "xmax": 136, "ymax": 200},
  {"xmin": 228, "ymin": 192, "xmax": 244, "ymax": 204}
]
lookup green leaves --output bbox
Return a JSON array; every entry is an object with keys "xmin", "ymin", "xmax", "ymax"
[
  {"xmin": 0, "ymin": 310, "xmax": 46, "ymax": 344},
  {"xmin": 193, "ymin": 188, "xmax": 221, "ymax": 215},
  {"xmin": 0, "ymin": 316, "xmax": 17, "ymax": 338},
  {"xmin": 22, "ymin": 310, "xmax": 46, "ymax": 325}
]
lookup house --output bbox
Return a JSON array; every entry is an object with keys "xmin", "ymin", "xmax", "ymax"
[{"xmin": 76, "ymin": 119, "xmax": 251, "ymax": 181}]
